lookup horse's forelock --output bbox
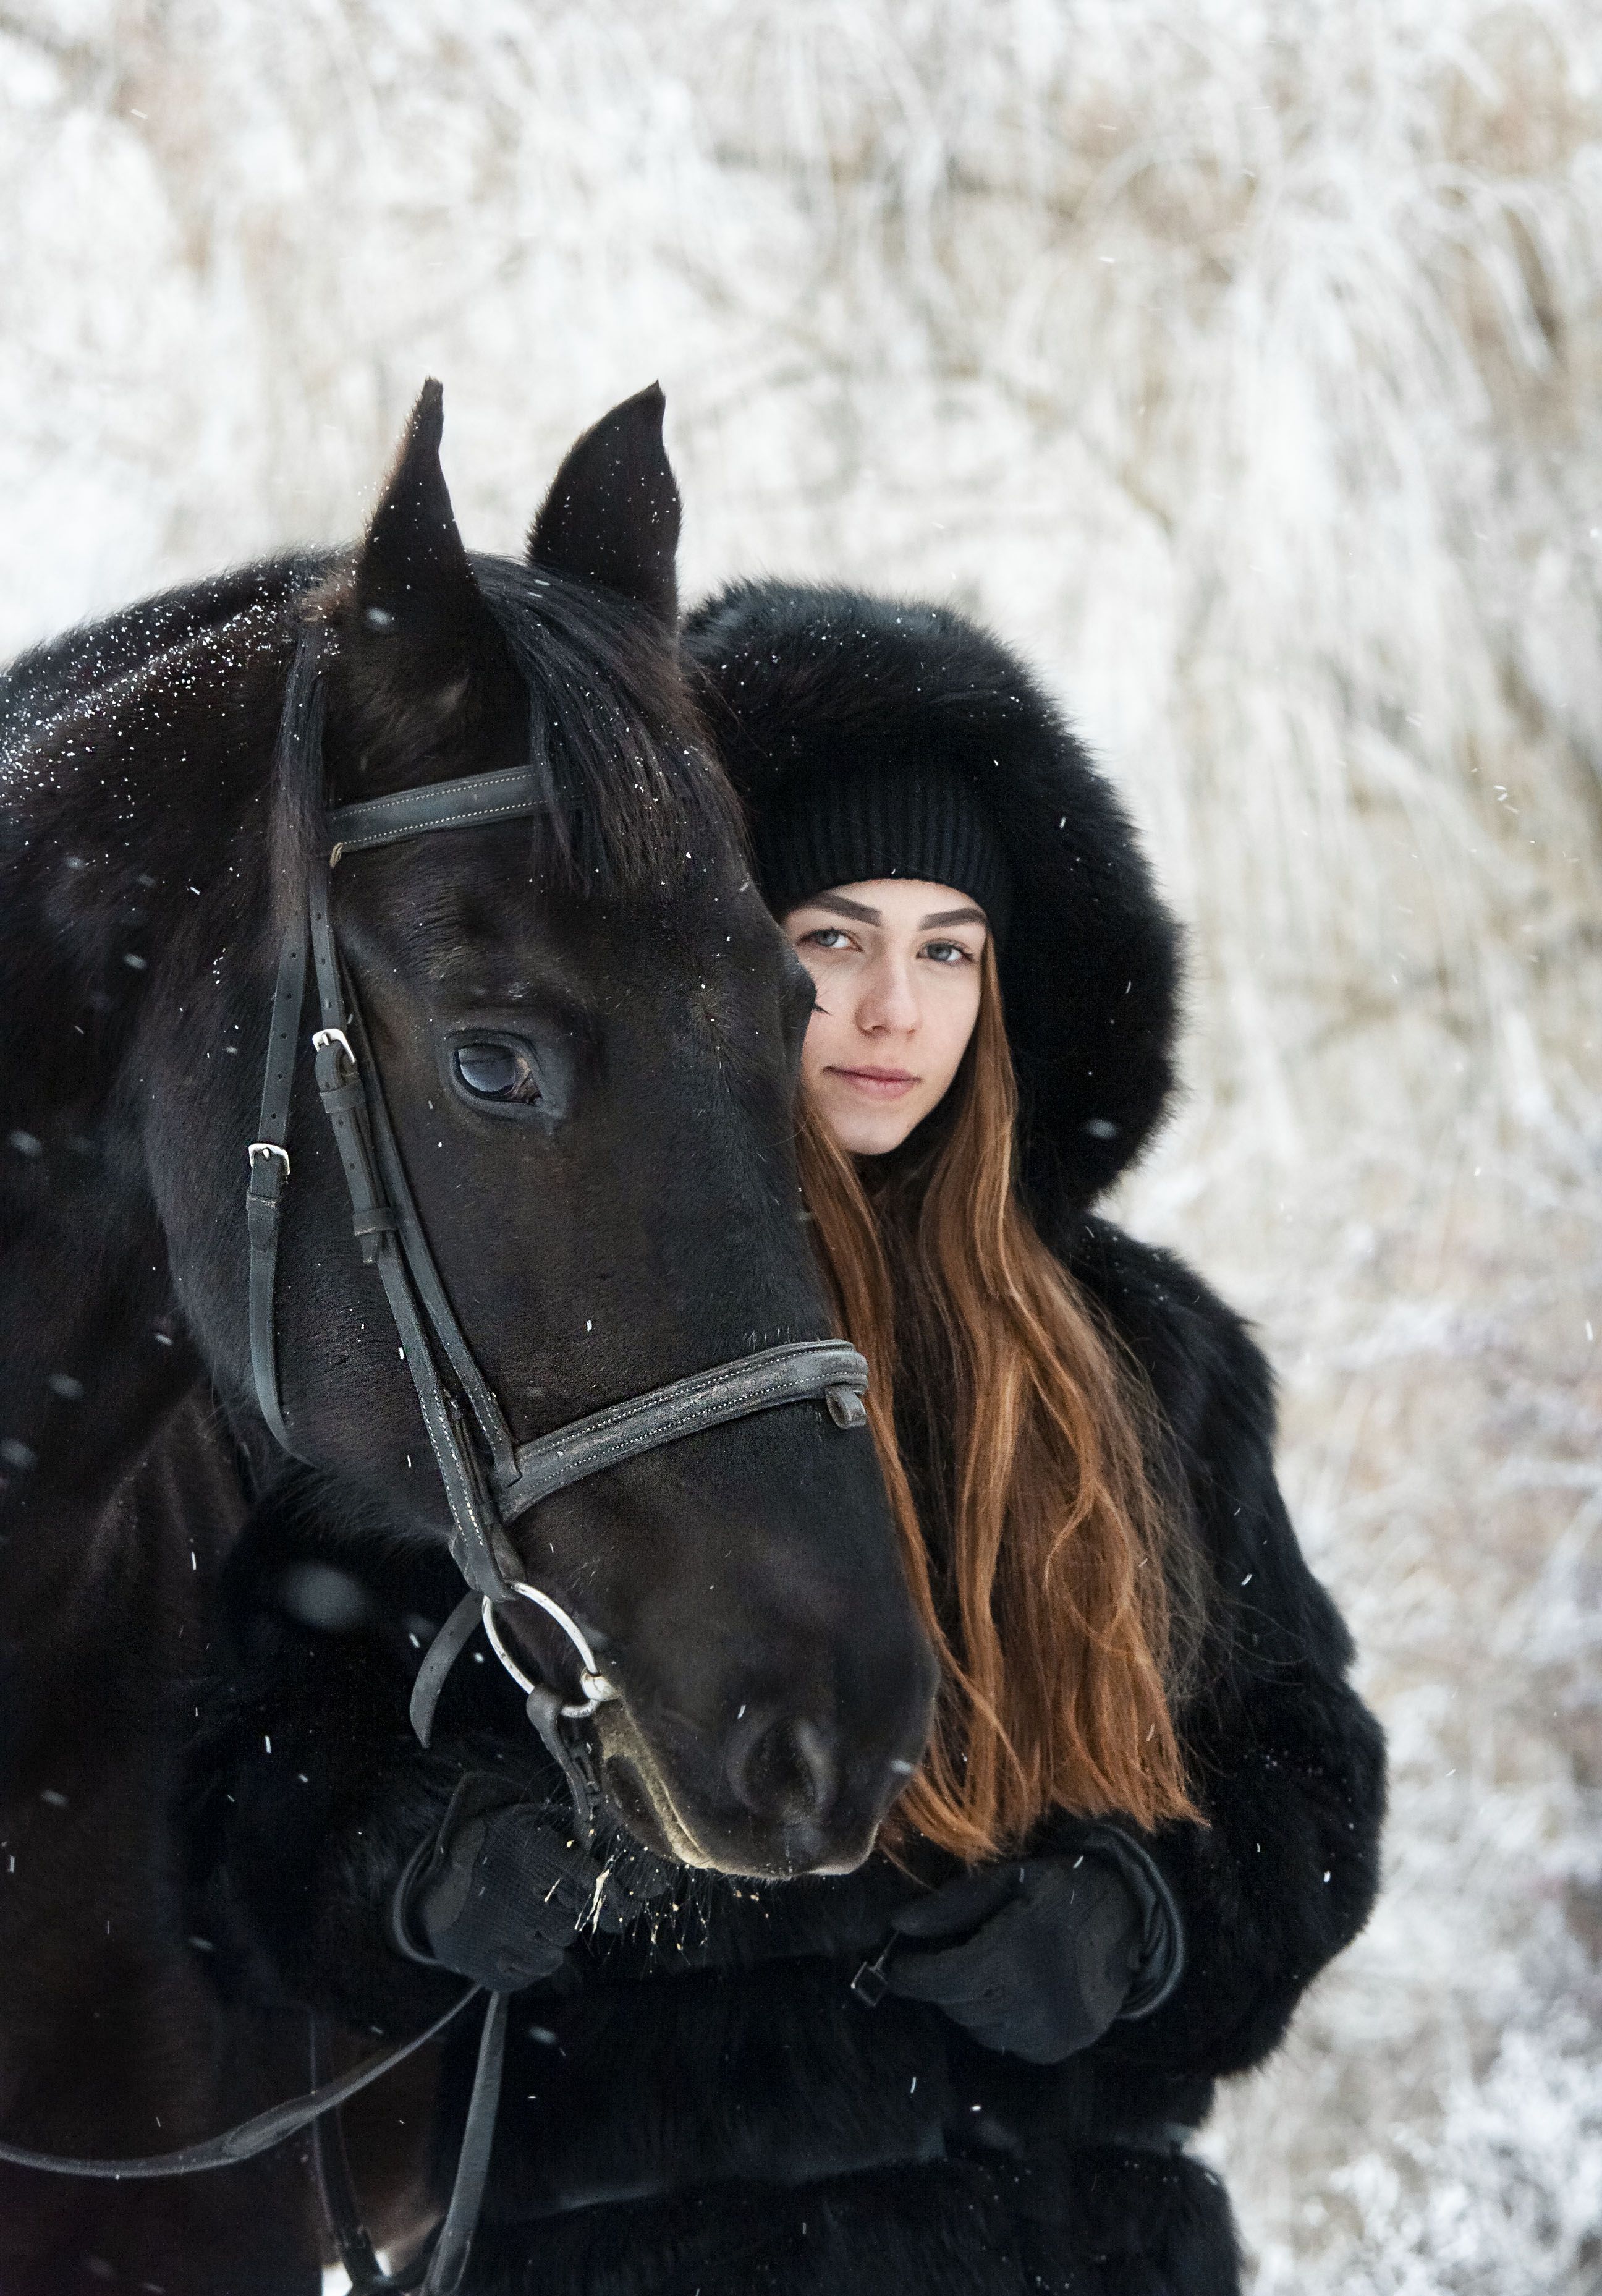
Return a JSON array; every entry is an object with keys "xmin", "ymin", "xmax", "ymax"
[
  {"xmin": 473, "ymin": 558, "xmax": 744, "ymax": 900},
  {"xmin": 264, "ymin": 559, "xmax": 745, "ymax": 920}
]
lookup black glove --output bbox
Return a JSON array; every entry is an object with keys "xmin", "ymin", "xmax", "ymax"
[
  {"xmin": 390, "ymin": 1774, "xmax": 673, "ymax": 1993},
  {"xmin": 884, "ymin": 1834, "xmax": 1183, "ymax": 2064}
]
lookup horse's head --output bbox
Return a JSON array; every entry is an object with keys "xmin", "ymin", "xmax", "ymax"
[{"xmin": 145, "ymin": 385, "xmax": 936, "ymax": 1877}]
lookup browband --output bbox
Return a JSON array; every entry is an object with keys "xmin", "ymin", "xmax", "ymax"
[{"xmin": 326, "ymin": 764, "xmax": 553, "ymax": 858}]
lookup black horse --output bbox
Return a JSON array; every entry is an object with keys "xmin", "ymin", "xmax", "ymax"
[{"xmin": 0, "ymin": 385, "xmax": 934, "ymax": 2293}]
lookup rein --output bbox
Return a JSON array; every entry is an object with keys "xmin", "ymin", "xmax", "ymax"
[{"xmin": 0, "ymin": 631, "xmax": 871, "ymax": 2295}]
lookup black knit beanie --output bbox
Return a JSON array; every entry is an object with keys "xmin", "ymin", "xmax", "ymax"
[{"xmin": 753, "ymin": 759, "xmax": 1014, "ymax": 946}]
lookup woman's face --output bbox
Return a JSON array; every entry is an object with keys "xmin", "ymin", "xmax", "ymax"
[{"xmin": 781, "ymin": 878, "xmax": 988, "ymax": 1155}]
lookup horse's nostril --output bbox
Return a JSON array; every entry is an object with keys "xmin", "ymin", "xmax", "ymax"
[
  {"xmin": 726, "ymin": 1710, "xmax": 838, "ymax": 1826},
  {"xmin": 784, "ymin": 1718, "xmax": 835, "ymax": 1818}
]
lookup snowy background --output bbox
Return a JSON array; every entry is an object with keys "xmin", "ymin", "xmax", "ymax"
[{"xmin": 4, "ymin": 2, "xmax": 1600, "ymax": 2286}]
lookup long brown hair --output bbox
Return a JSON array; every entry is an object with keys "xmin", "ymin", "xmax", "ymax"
[{"xmin": 797, "ymin": 945, "xmax": 1201, "ymax": 1858}]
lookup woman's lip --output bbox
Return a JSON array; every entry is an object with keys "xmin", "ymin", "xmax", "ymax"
[{"xmin": 827, "ymin": 1066, "xmax": 920, "ymax": 1098}]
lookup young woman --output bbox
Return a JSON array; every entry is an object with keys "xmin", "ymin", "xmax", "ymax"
[{"xmin": 187, "ymin": 585, "xmax": 1384, "ymax": 2295}]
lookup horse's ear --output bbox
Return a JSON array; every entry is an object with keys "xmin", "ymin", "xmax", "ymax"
[
  {"xmin": 528, "ymin": 384, "xmax": 680, "ymax": 628},
  {"xmin": 352, "ymin": 378, "xmax": 489, "ymax": 656},
  {"xmin": 334, "ymin": 380, "xmax": 521, "ymax": 789}
]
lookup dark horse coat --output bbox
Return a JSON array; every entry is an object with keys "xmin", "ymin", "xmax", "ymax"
[{"xmin": 188, "ymin": 585, "xmax": 1386, "ymax": 2294}]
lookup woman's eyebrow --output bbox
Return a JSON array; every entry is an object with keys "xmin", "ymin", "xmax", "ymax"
[
  {"xmin": 806, "ymin": 893, "xmax": 988, "ymax": 929},
  {"xmin": 812, "ymin": 892, "xmax": 883, "ymax": 924}
]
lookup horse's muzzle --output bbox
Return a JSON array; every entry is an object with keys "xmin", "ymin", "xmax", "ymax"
[{"xmin": 594, "ymin": 1664, "xmax": 936, "ymax": 1880}]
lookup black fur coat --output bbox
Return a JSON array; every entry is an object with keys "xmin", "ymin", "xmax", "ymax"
[{"xmin": 187, "ymin": 587, "xmax": 1385, "ymax": 2295}]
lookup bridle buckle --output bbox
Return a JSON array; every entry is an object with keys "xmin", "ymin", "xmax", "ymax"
[{"xmin": 247, "ymin": 1141, "xmax": 290, "ymax": 1177}]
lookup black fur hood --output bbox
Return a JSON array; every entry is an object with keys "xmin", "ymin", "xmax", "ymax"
[{"xmin": 682, "ymin": 580, "xmax": 1182, "ymax": 1209}]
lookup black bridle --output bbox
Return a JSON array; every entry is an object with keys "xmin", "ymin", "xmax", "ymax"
[
  {"xmin": 0, "ymin": 634, "xmax": 871, "ymax": 2295},
  {"xmin": 245, "ymin": 657, "xmax": 866, "ymax": 1751}
]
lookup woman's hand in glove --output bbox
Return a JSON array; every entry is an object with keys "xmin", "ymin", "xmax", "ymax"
[
  {"xmin": 884, "ymin": 1837, "xmax": 1182, "ymax": 2064},
  {"xmin": 391, "ymin": 1774, "xmax": 672, "ymax": 1994}
]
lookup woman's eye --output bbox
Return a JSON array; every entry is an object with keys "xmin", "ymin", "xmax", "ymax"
[
  {"xmin": 803, "ymin": 927, "xmax": 853, "ymax": 950},
  {"xmin": 453, "ymin": 1041, "xmax": 542, "ymax": 1103},
  {"xmin": 922, "ymin": 939, "xmax": 973, "ymax": 966}
]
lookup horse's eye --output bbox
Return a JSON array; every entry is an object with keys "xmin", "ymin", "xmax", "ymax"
[{"xmin": 453, "ymin": 1040, "xmax": 541, "ymax": 1103}]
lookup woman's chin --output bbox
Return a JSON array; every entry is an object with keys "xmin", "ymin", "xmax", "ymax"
[{"xmin": 828, "ymin": 1103, "xmax": 926, "ymax": 1158}]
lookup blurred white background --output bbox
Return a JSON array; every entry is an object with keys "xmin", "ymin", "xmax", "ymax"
[{"xmin": 3, "ymin": 3, "xmax": 1599, "ymax": 2286}]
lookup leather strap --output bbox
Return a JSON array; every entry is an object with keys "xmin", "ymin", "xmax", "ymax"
[
  {"xmin": 373, "ymin": 1238, "xmax": 509, "ymax": 1603},
  {"xmin": 245, "ymin": 916, "xmax": 308, "ymax": 1448},
  {"xmin": 0, "ymin": 1989, "xmax": 477, "ymax": 2180},
  {"xmin": 499, "ymin": 1339, "xmax": 869, "ymax": 1524},
  {"xmin": 326, "ymin": 766, "xmax": 550, "ymax": 858},
  {"xmin": 317, "ymin": 757, "xmax": 548, "ymax": 1489},
  {"xmin": 242, "ymin": 644, "xmax": 327, "ymax": 1445},
  {"xmin": 408, "ymin": 1589, "xmax": 484, "ymax": 1749},
  {"xmin": 420, "ymin": 1991, "xmax": 507, "ymax": 2296},
  {"xmin": 246, "ymin": 675, "xmax": 557, "ymax": 1472},
  {"xmin": 405, "ymin": 1341, "xmax": 869, "ymax": 1744},
  {"xmin": 308, "ymin": 2018, "xmax": 388, "ymax": 2292},
  {"xmin": 303, "ymin": 883, "xmax": 509, "ymax": 1604},
  {"xmin": 308, "ymin": 1994, "xmax": 511, "ymax": 2296},
  {"xmin": 341, "ymin": 989, "xmax": 519, "ymax": 1492}
]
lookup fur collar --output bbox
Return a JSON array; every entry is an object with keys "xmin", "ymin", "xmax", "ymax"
[{"xmin": 682, "ymin": 581, "xmax": 1182, "ymax": 1208}]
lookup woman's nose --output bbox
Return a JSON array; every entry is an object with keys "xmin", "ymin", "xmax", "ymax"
[{"xmin": 857, "ymin": 956, "xmax": 918, "ymax": 1035}]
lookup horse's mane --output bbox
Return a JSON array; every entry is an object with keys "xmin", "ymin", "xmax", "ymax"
[
  {"xmin": 4, "ymin": 546, "xmax": 739, "ymax": 905},
  {"xmin": 0, "ymin": 555, "xmax": 328, "ymax": 750}
]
